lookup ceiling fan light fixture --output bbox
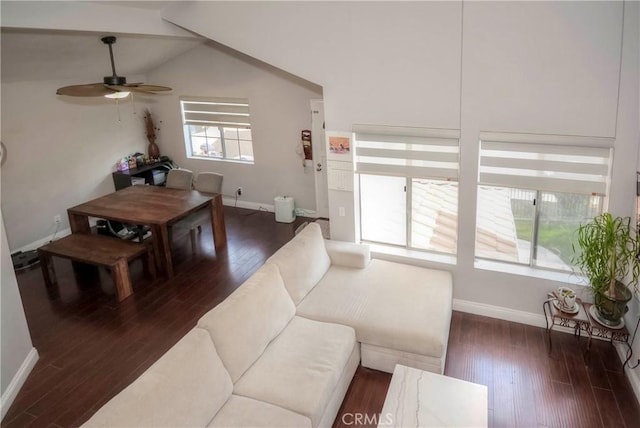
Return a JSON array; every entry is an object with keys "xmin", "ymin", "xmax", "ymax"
[{"xmin": 104, "ymin": 91, "xmax": 130, "ymax": 99}]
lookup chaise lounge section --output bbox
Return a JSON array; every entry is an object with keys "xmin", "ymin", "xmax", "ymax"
[
  {"xmin": 83, "ymin": 223, "xmax": 452, "ymax": 427},
  {"xmin": 269, "ymin": 223, "xmax": 453, "ymax": 374}
]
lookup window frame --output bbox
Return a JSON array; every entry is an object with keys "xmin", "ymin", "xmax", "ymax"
[
  {"xmin": 180, "ymin": 97, "xmax": 255, "ymax": 164},
  {"xmin": 355, "ymin": 126, "xmax": 461, "ymax": 257},
  {"xmin": 475, "ymin": 132, "xmax": 614, "ymax": 273}
]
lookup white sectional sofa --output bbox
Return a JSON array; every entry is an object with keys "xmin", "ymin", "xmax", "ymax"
[{"xmin": 83, "ymin": 223, "xmax": 453, "ymax": 427}]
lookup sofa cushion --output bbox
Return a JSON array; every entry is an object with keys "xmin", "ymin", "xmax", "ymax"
[
  {"xmin": 266, "ymin": 222, "xmax": 331, "ymax": 304},
  {"xmin": 198, "ymin": 263, "xmax": 296, "ymax": 383},
  {"xmin": 233, "ymin": 316, "xmax": 357, "ymax": 428},
  {"xmin": 324, "ymin": 239, "xmax": 371, "ymax": 268},
  {"xmin": 209, "ymin": 395, "xmax": 312, "ymax": 427},
  {"xmin": 296, "ymin": 259, "xmax": 453, "ymax": 358},
  {"xmin": 82, "ymin": 328, "xmax": 232, "ymax": 427}
]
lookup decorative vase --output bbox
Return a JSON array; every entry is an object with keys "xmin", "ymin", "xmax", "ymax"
[
  {"xmin": 144, "ymin": 109, "xmax": 160, "ymax": 159},
  {"xmin": 148, "ymin": 138, "xmax": 160, "ymax": 158}
]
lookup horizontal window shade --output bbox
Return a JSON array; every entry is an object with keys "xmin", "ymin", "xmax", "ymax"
[
  {"xmin": 357, "ymin": 148, "xmax": 458, "ymax": 163},
  {"xmin": 479, "ymin": 131, "xmax": 614, "ymax": 148},
  {"xmin": 355, "ymin": 127, "xmax": 460, "ymax": 181},
  {"xmin": 355, "ymin": 133, "xmax": 460, "ymax": 147},
  {"xmin": 479, "ymin": 140, "xmax": 612, "ymax": 195},
  {"xmin": 180, "ymin": 98, "xmax": 251, "ymax": 129}
]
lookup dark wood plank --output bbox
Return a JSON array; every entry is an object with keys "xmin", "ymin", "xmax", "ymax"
[
  {"xmin": 592, "ymin": 387, "xmax": 625, "ymax": 428},
  {"xmin": 4, "ymin": 207, "xmax": 640, "ymax": 428}
]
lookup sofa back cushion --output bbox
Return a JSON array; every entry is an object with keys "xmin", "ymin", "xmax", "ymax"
[
  {"xmin": 82, "ymin": 328, "xmax": 232, "ymax": 427},
  {"xmin": 266, "ymin": 222, "xmax": 331, "ymax": 305},
  {"xmin": 197, "ymin": 263, "xmax": 296, "ymax": 383}
]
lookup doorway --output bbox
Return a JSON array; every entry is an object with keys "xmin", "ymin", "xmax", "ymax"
[{"xmin": 311, "ymin": 100, "xmax": 329, "ymax": 218}]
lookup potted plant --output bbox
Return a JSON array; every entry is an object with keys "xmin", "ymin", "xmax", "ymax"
[{"xmin": 572, "ymin": 213, "xmax": 640, "ymax": 326}]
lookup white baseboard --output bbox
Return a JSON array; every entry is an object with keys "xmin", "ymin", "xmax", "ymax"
[
  {"xmin": 614, "ymin": 342, "xmax": 640, "ymax": 405},
  {"xmin": 222, "ymin": 197, "xmax": 275, "ymax": 212},
  {"xmin": 11, "ymin": 218, "xmax": 100, "ymax": 254},
  {"xmin": 1, "ymin": 347, "xmax": 39, "ymax": 420},
  {"xmin": 12, "ymin": 227, "xmax": 72, "ymax": 254},
  {"xmin": 453, "ymin": 298, "xmax": 547, "ymax": 328},
  {"xmin": 221, "ymin": 197, "xmax": 318, "ymax": 218}
]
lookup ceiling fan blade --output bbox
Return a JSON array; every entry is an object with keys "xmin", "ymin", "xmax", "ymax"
[
  {"xmin": 123, "ymin": 84, "xmax": 172, "ymax": 92},
  {"xmin": 106, "ymin": 84, "xmax": 172, "ymax": 95},
  {"xmin": 56, "ymin": 83, "xmax": 115, "ymax": 97}
]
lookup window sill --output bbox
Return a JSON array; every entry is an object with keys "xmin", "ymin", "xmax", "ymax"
[
  {"xmin": 187, "ymin": 155, "xmax": 254, "ymax": 165},
  {"xmin": 474, "ymin": 258, "xmax": 589, "ymax": 286},
  {"xmin": 367, "ymin": 243, "xmax": 457, "ymax": 267}
]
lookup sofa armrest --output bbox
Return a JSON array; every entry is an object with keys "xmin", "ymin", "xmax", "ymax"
[{"xmin": 324, "ymin": 240, "xmax": 371, "ymax": 269}]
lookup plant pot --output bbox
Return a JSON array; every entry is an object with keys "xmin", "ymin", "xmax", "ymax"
[{"xmin": 593, "ymin": 280, "xmax": 631, "ymax": 326}]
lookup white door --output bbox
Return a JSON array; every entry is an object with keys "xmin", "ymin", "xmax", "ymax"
[{"xmin": 311, "ymin": 100, "xmax": 329, "ymax": 218}]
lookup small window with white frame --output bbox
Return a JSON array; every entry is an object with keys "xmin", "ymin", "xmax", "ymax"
[
  {"xmin": 475, "ymin": 132, "xmax": 613, "ymax": 272},
  {"xmin": 355, "ymin": 125, "xmax": 460, "ymax": 256},
  {"xmin": 180, "ymin": 97, "xmax": 254, "ymax": 163}
]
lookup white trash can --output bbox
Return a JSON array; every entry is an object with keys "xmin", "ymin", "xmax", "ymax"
[{"xmin": 274, "ymin": 196, "xmax": 296, "ymax": 223}]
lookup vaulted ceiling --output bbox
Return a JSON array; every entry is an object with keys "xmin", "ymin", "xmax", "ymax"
[
  {"xmin": 1, "ymin": 29, "xmax": 203, "ymax": 83},
  {"xmin": 0, "ymin": 1, "xmax": 204, "ymax": 84}
]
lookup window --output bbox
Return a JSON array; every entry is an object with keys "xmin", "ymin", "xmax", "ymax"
[
  {"xmin": 355, "ymin": 125, "xmax": 460, "ymax": 255},
  {"xmin": 476, "ymin": 133, "xmax": 613, "ymax": 272},
  {"xmin": 180, "ymin": 97, "xmax": 254, "ymax": 163}
]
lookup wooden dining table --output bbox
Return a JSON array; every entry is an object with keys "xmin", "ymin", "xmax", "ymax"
[{"xmin": 67, "ymin": 185, "xmax": 227, "ymax": 278}]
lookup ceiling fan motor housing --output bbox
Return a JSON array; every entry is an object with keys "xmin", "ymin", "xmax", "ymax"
[{"xmin": 103, "ymin": 75, "xmax": 127, "ymax": 85}]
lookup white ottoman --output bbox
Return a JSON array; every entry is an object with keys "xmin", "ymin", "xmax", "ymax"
[{"xmin": 378, "ymin": 364, "xmax": 488, "ymax": 427}]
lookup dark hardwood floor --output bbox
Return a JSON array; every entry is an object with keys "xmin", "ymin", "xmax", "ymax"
[{"xmin": 3, "ymin": 207, "xmax": 640, "ymax": 427}]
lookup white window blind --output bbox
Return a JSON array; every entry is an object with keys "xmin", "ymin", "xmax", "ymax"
[
  {"xmin": 354, "ymin": 125, "xmax": 460, "ymax": 181},
  {"xmin": 180, "ymin": 97, "xmax": 251, "ymax": 129},
  {"xmin": 478, "ymin": 133, "xmax": 613, "ymax": 196}
]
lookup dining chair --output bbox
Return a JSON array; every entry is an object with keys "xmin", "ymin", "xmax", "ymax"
[
  {"xmin": 165, "ymin": 168, "xmax": 193, "ymax": 190},
  {"xmin": 174, "ymin": 172, "xmax": 223, "ymax": 253}
]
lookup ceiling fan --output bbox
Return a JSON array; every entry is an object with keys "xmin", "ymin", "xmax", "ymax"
[{"xmin": 56, "ymin": 36, "xmax": 172, "ymax": 98}]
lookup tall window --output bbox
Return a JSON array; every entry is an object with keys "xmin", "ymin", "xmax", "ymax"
[
  {"xmin": 355, "ymin": 125, "xmax": 460, "ymax": 255},
  {"xmin": 476, "ymin": 133, "xmax": 613, "ymax": 271},
  {"xmin": 180, "ymin": 97, "xmax": 254, "ymax": 163}
]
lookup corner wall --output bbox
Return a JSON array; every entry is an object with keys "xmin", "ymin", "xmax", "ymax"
[
  {"xmin": 145, "ymin": 43, "xmax": 323, "ymax": 212},
  {"xmin": 0, "ymin": 79, "xmax": 148, "ymax": 251}
]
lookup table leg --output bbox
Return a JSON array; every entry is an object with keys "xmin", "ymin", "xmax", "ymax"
[
  {"xmin": 111, "ymin": 259, "xmax": 133, "ymax": 302},
  {"xmin": 38, "ymin": 251, "xmax": 57, "ymax": 288},
  {"xmin": 543, "ymin": 300, "xmax": 553, "ymax": 354},
  {"xmin": 142, "ymin": 247, "xmax": 156, "ymax": 280},
  {"xmin": 210, "ymin": 194, "xmax": 227, "ymax": 249},
  {"xmin": 68, "ymin": 212, "xmax": 91, "ymax": 234},
  {"xmin": 152, "ymin": 224, "xmax": 173, "ymax": 278}
]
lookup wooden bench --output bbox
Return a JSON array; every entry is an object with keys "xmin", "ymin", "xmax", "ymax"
[{"xmin": 38, "ymin": 234, "xmax": 155, "ymax": 301}]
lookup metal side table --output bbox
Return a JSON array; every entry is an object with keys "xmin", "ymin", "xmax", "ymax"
[
  {"xmin": 543, "ymin": 294, "xmax": 590, "ymax": 353},
  {"xmin": 583, "ymin": 303, "xmax": 633, "ymax": 367}
]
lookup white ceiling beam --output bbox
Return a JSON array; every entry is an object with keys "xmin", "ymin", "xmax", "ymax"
[{"xmin": 1, "ymin": 1, "xmax": 196, "ymax": 38}]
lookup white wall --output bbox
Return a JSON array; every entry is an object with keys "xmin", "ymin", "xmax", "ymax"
[
  {"xmin": 0, "ymin": 79, "xmax": 149, "ymax": 250},
  {"xmin": 161, "ymin": 1, "xmax": 633, "ymax": 311},
  {"xmin": 145, "ymin": 43, "xmax": 322, "ymax": 212},
  {"xmin": 620, "ymin": 0, "xmax": 640, "ymax": 399},
  {"xmin": 0, "ymin": 209, "xmax": 37, "ymax": 417}
]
